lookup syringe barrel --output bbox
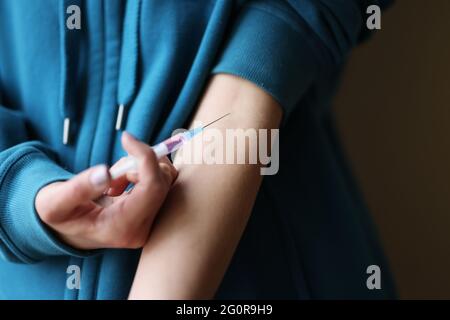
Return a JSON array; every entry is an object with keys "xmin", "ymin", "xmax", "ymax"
[
  {"xmin": 153, "ymin": 132, "xmax": 190, "ymax": 158},
  {"xmin": 110, "ymin": 131, "xmax": 195, "ymax": 179}
]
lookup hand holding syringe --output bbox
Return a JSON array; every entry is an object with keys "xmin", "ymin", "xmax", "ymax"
[{"xmin": 110, "ymin": 113, "xmax": 230, "ymax": 179}]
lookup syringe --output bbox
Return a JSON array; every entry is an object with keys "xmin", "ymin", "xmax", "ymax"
[{"xmin": 110, "ymin": 113, "xmax": 230, "ymax": 179}]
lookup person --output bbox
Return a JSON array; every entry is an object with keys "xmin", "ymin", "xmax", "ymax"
[{"xmin": 0, "ymin": 0, "xmax": 395, "ymax": 299}]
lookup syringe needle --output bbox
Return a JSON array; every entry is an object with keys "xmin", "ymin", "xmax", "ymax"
[{"xmin": 202, "ymin": 113, "xmax": 231, "ymax": 129}]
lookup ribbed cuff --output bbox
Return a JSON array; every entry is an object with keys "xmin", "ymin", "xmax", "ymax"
[
  {"xmin": 212, "ymin": 2, "xmax": 319, "ymax": 123},
  {"xmin": 0, "ymin": 149, "xmax": 94, "ymax": 263}
]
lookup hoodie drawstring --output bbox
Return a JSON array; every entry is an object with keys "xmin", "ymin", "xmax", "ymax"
[
  {"xmin": 59, "ymin": 0, "xmax": 82, "ymax": 145},
  {"xmin": 116, "ymin": 0, "xmax": 142, "ymax": 131},
  {"xmin": 59, "ymin": 0, "xmax": 141, "ymax": 144}
]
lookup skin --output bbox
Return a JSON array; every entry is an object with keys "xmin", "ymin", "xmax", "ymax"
[
  {"xmin": 35, "ymin": 133, "xmax": 178, "ymax": 250},
  {"xmin": 128, "ymin": 74, "xmax": 282, "ymax": 299}
]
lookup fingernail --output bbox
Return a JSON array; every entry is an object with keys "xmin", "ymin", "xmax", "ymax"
[{"xmin": 90, "ymin": 165, "xmax": 109, "ymax": 188}]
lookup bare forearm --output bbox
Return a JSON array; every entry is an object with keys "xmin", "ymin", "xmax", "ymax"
[{"xmin": 128, "ymin": 74, "xmax": 282, "ymax": 299}]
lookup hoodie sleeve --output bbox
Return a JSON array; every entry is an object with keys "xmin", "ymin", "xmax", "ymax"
[
  {"xmin": 0, "ymin": 106, "xmax": 93, "ymax": 263},
  {"xmin": 212, "ymin": 0, "xmax": 393, "ymax": 122}
]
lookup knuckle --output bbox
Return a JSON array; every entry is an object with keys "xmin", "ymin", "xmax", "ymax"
[
  {"xmin": 159, "ymin": 162, "xmax": 170, "ymax": 173},
  {"xmin": 121, "ymin": 232, "xmax": 148, "ymax": 249},
  {"xmin": 160, "ymin": 163, "xmax": 176, "ymax": 180}
]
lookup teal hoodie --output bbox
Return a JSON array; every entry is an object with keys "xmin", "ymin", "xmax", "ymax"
[{"xmin": 0, "ymin": 0, "xmax": 395, "ymax": 299}]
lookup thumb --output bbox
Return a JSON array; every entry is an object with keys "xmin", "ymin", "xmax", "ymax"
[{"xmin": 46, "ymin": 165, "xmax": 111, "ymax": 219}]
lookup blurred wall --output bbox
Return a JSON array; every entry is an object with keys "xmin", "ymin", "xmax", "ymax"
[{"xmin": 334, "ymin": 0, "xmax": 450, "ymax": 299}]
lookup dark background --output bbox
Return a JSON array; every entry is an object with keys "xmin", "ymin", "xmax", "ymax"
[{"xmin": 335, "ymin": 0, "xmax": 450, "ymax": 298}]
